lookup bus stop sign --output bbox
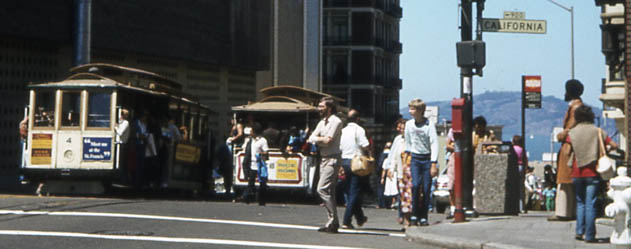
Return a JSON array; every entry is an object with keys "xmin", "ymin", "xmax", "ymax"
[{"xmin": 522, "ymin": 75, "xmax": 542, "ymax": 109}]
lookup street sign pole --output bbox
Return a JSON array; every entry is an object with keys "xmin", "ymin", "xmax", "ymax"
[
  {"xmin": 521, "ymin": 76, "xmax": 526, "ymax": 213},
  {"xmin": 521, "ymin": 75, "xmax": 542, "ymax": 212},
  {"xmin": 459, "ymin": 0, "xmax": 474, "ymax": 222}
]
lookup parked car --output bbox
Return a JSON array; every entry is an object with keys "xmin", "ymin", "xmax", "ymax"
[{"xmin": 432, "ymin": 166, "xmax": 450, "ymax": 213}]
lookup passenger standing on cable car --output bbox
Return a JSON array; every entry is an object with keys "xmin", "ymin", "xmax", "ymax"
[
  {"xmin": 134, "ymin": 112, "xmax": 150, "ymax": 189},
  {"xmin": 159, "ymin": 115, "xmax": 181, "ymax": 188},
  {"xmin": 115, "ymin": 109, "xmax": 130, "ymax": 182},
  {"xmin": 227, "ymin": 118, "xmax": 245, "ymax": 153}
]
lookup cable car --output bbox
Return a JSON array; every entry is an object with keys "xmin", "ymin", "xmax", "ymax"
[
  {"xmin": 22, "ymin": 63, "xmax": 212, "ymax": 194},
  {"xmin": 230, "ymin": 86, "xmax": 344, "ymax": 196}
]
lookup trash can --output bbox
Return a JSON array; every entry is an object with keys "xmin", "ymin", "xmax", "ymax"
[{"xmin": 473, "ymin": 141, "xmax": 520, "ymax": 215}]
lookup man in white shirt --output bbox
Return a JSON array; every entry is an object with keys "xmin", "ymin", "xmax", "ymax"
[
  {"xmin": 339, "ymin": 109, "xmax": 370, "ymax": 229},
  {"xmin": 243, "ymin": 122, "xmax": 269, "ymax": 205},
  {"xmin": 115, "ymin": 109, "xmax": 130, "ymax": 181},
  {"xmin": 308, "ymin": 97, "xmax": 343, "ymax": 233}
]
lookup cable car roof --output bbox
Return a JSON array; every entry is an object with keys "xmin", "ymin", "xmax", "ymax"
[
  {"xmin": 259, "ymin": 85, "xmax": 344, "ymax": 105},
  {"xmin": 71, "ymin": 63, "xmax": 183, "ymax": 91},
  {"xmin": 231, "ymin": 96, "xmax": 317, "ymax": 113},
  {"xmin": 28, "ymin": 65, "xmax": 210, "ymax": 112}
]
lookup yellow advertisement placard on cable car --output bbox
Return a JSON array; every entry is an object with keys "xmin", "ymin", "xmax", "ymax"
[
  {"xmin": 175, "ymin": 143, "xmax": 200, "ymax": 164},
  {"xmin": 274, "ymin": 158, "xmax": 299, "ymax": 181},
  {"xmin": 32, "ymin": 133, "xmax": 53, "ymax": 165},
  {"xmin": 236, "ymin": 153, "xmax": 304, "ymax": 185}
]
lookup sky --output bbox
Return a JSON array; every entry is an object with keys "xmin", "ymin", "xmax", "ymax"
[{"xmin": 400, "ymin": 0, "xmax": 605, "ymax": 108}]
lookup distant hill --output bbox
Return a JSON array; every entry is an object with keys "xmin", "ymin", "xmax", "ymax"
[{"xmin": 400, "ymin": 91, "xmax": 616, "ymax": 161}]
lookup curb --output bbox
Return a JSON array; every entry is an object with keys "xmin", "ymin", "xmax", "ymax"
[{"xmin": 405, "ymin": 227, "xmax": 530, "ymax": 249}]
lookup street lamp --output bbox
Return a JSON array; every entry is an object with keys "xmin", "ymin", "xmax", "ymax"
[{"xmin": 544, "ymin": 0, "xmax": 574, "ymax": 79}]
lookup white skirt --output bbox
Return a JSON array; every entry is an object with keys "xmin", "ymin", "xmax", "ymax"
[{"xmin": 384, "ymin": 176, "xmax": 399, "ymax": 196}]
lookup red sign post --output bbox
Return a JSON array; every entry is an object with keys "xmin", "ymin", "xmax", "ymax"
[
  {"xmin": 523, "ymin": 75, "xmax": 542, "ymax": 109},
  {"xmin": 521, "ymin": 75, "xmax": 541, "ymax": 214}
]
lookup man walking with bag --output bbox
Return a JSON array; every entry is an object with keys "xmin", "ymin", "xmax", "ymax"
[
  {"xmin": 339, "ymin": 109, "xmax": 371, "ymax": 229},
  {"xmin": 309, "ymin": 97, "xmax": 344, "ymax": 233}
]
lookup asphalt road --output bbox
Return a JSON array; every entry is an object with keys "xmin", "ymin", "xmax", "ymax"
[{"xmin": 0, "ymin": 194, "xmax": 444, "ymax": 249}]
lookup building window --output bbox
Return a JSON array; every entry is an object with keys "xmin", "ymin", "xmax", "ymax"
[
  {"xmin": 351, "ymin": 89, "xmax": 374, "ymax": 118},
  {"xmin": 326, "ymin": 15, "xmax": 349, "ymax": 44},
  {"xmin": 326, "ymin": 53, "xmax": 349, "ymax": 84},
  {"xmin": 609, "ymin": 66, "xmax": 624, "ymax": 81}
]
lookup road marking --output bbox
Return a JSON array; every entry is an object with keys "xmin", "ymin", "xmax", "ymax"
[
  {"xmin": 0, "ymin": 210, "xmax": 405, "ymax": 238},
  {"xmin": 0, "ymin": 230, "xmax": 373, "ymax": 249}
]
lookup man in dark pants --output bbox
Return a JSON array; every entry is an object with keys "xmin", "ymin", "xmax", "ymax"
[
  {"xmin": 404, "ymin": 99, "xmax": 439, "ymax": 226},
  {"xmin": 242, "ymin": 122, "xmax": 269, "ymax": 205},
  {"xmin": 339, "ymin": 109, "xmax": 370, "ymax": 229}
]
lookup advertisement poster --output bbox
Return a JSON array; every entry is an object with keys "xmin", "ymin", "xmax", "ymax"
[
  {"xmin": 83, "ymin": 137, "xmax": 112, "ymax": 161},
  {"xmin": 31, "ymin": 133, "xmax": 52, "ymax": 165},
  {"xmin": 175, "ymin": 143, "xmax": 200, "ymax": 164},
  {"xmin": 273, "ymin": 158, "xmax": 300, "ymax": 181}
]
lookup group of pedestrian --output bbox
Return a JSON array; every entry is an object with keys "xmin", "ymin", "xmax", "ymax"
[
  {"xmin": 218, "ymin": 79, "xmax": 620, "ymax": 242},
  {"xmin": 547, "ymin": 79, "xmax": 618, "ymax": 244},
  {"xmin": 375, "ymin": 99, "xmax": 440, "ymax": 228},
  {"xmin": 307, "ymin": 97, "xmax": 440, "ymax": 233}
]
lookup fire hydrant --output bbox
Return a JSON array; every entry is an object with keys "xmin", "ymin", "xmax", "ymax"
[{"xmin": 605, "ymin": 167, "xmax": 631, "ymax": 248}]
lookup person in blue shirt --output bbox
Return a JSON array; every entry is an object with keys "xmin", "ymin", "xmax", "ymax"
[{"xmin": 543, "ymin": 183, "xmax": 556, "ymax": 211}]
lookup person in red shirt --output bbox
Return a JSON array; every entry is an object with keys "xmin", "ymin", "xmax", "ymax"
[{"xmin": 562, "ymin": 105, "xmax": 618, "ymax": 243}]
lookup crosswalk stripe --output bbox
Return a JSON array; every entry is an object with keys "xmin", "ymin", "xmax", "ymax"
[
  {"xmin": 0, "ymin": 209, "xmax": 405, "ymax": 238},
  {"xmin": 0, "ymin": 230, "xmax": 374, "ymax": 249}
]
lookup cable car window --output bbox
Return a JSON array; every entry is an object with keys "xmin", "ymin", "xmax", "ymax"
[
  {"xmin": 34, "ymin": 91, "xmax": 55, "ymax": 127},
  {"xmin": 61, "ymin": 91, "xmax": 81, "ymax": 127},
  {"xmin": 88, "ymin": 92, "xmax": 111, "ymax": 127}
]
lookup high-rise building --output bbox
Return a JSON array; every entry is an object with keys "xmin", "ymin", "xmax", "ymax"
[{"xmin": 322, "ymin": 0, "xmax": 402, "ymax": 129}]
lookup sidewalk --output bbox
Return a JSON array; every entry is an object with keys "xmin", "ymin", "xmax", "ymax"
[{"xmin": 406, "ymin": 211, "xmax": 615, "ymax": 249}]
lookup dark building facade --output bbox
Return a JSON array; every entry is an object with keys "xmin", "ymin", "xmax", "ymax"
[
  {"xmin": 322, "ymin": 0, "xmax": 402, "ymax": 128},
  {"xmin": 0, "ymin": 0, "xmax": 270, "ymax": 190}
]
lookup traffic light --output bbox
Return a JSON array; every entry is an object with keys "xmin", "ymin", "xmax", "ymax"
[{"xmin": 456, "ymin": 40, "xmax": 486, "ymax": 69}]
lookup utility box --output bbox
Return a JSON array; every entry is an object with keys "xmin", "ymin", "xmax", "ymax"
[
  {"xmin": 457, "ymin": 40, "xmax": 486, "ymax": 68},
  {"xmin": 473, "ymin": 141, "xmax": 520, "ymax": 215}
]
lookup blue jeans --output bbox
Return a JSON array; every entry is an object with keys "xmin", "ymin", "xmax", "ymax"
[
  {"xmin": 573, "ymin": 177, "xmax": 600, "ymax": 240},
  {"xmin": 341, "ymin": 159, "xmax": 365, "ymax": 225},
  {"xmin": 411, "ymin": 153, "xmax": 432, "ymax": 221}
]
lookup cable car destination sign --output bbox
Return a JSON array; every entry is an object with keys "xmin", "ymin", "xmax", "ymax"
[{"xmin": 482, "ymin": 11, "xmax": 546, "ymax": 34}]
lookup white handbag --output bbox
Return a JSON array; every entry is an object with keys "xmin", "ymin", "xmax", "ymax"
[{"xmin": 596, "ymin": 128, "xmax": 615, "ymax": 180}]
